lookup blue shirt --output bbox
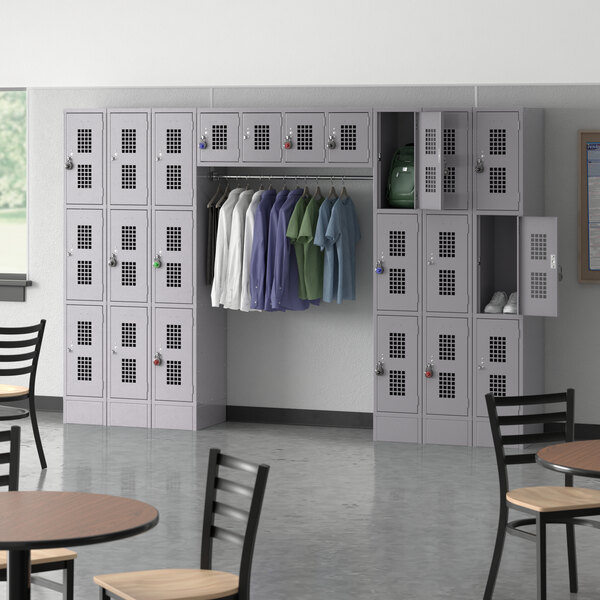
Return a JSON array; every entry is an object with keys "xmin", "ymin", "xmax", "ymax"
[
  {"xmin": 272, "ymin": 188, "xmax": 309, "ymax": 311},
  {"xmin": 264, "ymin": 189, "xmax": 290, "ymax": 311},
  {"xmin": 325, "ymin": 196, "xmax": 361, "ymax": 303},
  {"xmin": 249, "ymin": 189, "xmax": 277, "ymax": 311},
  {"xmin": 313, "ymin": 196, "xmax": 338, "ymax": 303}
]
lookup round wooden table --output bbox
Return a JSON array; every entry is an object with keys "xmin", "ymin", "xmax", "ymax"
[
  {"xmin": 537, "ymin": 439, "xmax": 600, "ymax": 478},
  {"xmin": 0, "ymin": 491, "xmax": 159, "ymax": 599}
]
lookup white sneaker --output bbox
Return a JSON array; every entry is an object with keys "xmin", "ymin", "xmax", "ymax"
[
  {"xmin": 503, "ymin": 292, "xmax": 518, "ymax": 314},
  {"xmin": 484, "ymin": 291, "xmax": 508, "ymax": 314}
]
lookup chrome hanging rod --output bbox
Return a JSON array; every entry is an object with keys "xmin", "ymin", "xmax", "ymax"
[{"xmin": 205, "ymin": 172, "xmax": 373, "ymax": 182}]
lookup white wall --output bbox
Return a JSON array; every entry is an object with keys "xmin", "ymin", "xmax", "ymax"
[{"xmin": 3, "ymin": 1, "xmax": 600, "ymax": 87}]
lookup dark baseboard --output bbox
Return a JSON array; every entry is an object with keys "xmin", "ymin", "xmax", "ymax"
[
  {"xmin": 545, "ymin": 422, "xmax": 600, "ymax": 440},
  {"xmin": 226, "ymin": 406, "xmax": 373, "ymax": 429},
  {"xmin": 0, "ymin": 395, "xmax": 63, "ymax": 413}
]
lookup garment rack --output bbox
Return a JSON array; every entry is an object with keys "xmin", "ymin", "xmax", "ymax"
[{"xmin": 206, "ymin": 172, "xmax": 373, "ymax": 182}]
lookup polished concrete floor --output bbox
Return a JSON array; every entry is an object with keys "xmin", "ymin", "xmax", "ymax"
[{"xmin": 3, "ymin": 412, "xmax": 600, "ymax": 599}]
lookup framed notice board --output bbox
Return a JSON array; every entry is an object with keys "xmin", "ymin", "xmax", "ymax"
[{"xmin": 579, "ymin": 130, "xmax": 600, "ymax": 282}]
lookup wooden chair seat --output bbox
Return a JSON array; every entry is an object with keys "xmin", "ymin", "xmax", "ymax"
[
  {"xmin": 0, "ymin": 384, "xmax": 28, "ymax": 398},
  {"xmin": 507, "ymin": 485, "xmax": 600, "ymax": 512},
  {"xmin": 0, "ymin": 547, "xmax": 76, "ymax": 569},
  {"xmin": 94, "ymin": 568, "xmax": 239, "ymax": 600}
]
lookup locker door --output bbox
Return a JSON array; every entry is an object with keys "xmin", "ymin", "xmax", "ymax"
[
  {"xmin": 65, "ymin": 112, "xmax": 104, "ymax": 205},
  {"xmin": 376, "ymin": 316, "xmax": 419, "ymax": 413},
  {"xmin": 154, "ymin": 308, "xmax": 193, "ymax": 402},
  {"xmin": 327, "ymin": 112, "xmax": 370, "ymax": 163},
  {"xmin": 474, "ymin": 111, "xmax": 520, "ymax": 211},
  {"xmin": 109, "ymin": 112, "xmax": 149, "ymax": 206},
  {"xmin": 109, "ymin": 210, "xmax": 149, "ymax": 303},
  {"xmin": 425, "ymin": 214, "xmax": 469, "ymax": 313},
  {"xmin": 441, "ymin": 111, "xmax": 469, "ymax": 210},
  {"xmin": 110, "ymin": 306, "xmax": 148, "ymax": 400},
  {"xmin": 520, "ymin": 217, "xmax": 558, "ymax": 317},
  {"xmin": 475, "ymin": 319, "xmax": 519, "ymax": 417},
  {"xmin": 154, "ymin": 112, "xmax": 194, "ymax": 206},
  {"xmin": 376, "ymin": 214, "xmax": 419, "ymax": 311},
  {"xmin": 66, "ymin": 209, "xmax": 104, "ymax": 301},
  {"xmin": 198, "ymin": 112, "xmax": 240, "ymax": 162},
  {"xmin": 283, "ymin": 112, "xmax": 325, "ymax": 163},
  {"xmin": 65, "ymin": 304, "xmax": 104, "ymax": 397},
  {"xmin": 418, "ymin": 112, "xmax": 442, "ymax": 209},
  {"xmin": 154, "ymin": 210, "xmax": 193, "ymax": 304},
  {"xmin": 242, "ymin": 113, "xmax": 282, "ymax": 162},
  {"xmin": 425, "ymin": 317, "xmax": 468, "ymax": 416}
]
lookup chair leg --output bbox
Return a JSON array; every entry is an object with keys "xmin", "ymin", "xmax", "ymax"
[
  {"xmin": 28, "ymin": 395, "xmax": 47, "ymax": 469},
  {"xmin": 64, "ymin": 561, "xmax": 74, "ymax": 600},
  {"xmin": 566, "ymin": 522, "xmax": 578, "ymax": 593},
  {"xmin": 536, "ymin": 514, "xmax": 547, "ymax": 600},
  {"xmin": 484, "ymin": 506, "xmax": 508, "ymax": 600},
  {"xmin": 100, "ymin": 588, "xmax": 110, "ymax": 599}
]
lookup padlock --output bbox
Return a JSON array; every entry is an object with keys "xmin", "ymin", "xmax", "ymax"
[
  {"xmin": 375, "ymin": 259, "xmax": 384, "ymax": 275},
  {"xmin": 65, "ymin": 156, "xmax": 74, "ymax": 170},
  {"xmin": 107, "ymin": 253, "xmax": 117, "ymax": 267},
  {"xmin": 327, "ymin": 135, "xmax": 336, "ymax": 149},
  {"xmin": 198, "ymin": 135, "xmax": 208, "ymax": 150},
  {"xmin": 153, "ymin": 352, "xmax": 162, "ymax": 367},
  {"xmin": 283, "ymin": 135, "xmax": 292, "ymax": 150},
  {"xmin": 153, "ymin": 255, "xmax": 162, "ymax": 269},
  {"xmin": 424, "ymin": 363, "xmax": 434, "ymax": 378},
  {"xmin": 375, "ymin": 360, "xmax": 384, "ymax": 376}
]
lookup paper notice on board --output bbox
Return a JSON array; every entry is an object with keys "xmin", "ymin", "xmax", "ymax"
[{"xmin": 587, "ymin": 143, "xmax": 600, "ymax": 269}]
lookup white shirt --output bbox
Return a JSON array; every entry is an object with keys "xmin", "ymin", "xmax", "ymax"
[
  {"xmin": 211, "ymin": 188, "xmax": 244, "ymax": 307},
  {"xmin": 240, "ymin": 190, "xmax": 263, "ymax": 312},
  {"xmin": 223, "ymin": 189, "xmax": 254, "ymax": 310}
]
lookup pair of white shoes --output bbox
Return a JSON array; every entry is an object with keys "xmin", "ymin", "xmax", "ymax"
[{"xmin": 484, "ymin": 291, "xmax": 517, "ymax": 314}]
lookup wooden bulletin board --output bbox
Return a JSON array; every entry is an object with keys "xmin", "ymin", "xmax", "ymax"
[{"xmin": 579, "ymin": 130, "xmax": 600, "ymax": 282}]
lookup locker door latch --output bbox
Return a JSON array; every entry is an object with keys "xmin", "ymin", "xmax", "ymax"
[
  {"xmin": 283, "ymin": 135, "xmax": 292, "ymax": 150},
  {"xmin": 375, "ymin": 360, "xmax": 384, "ymax": 376},
  {"xmin": 424, "ymin": 363, "xmax": 434, "ymax": 378},
  {"xmin": 107, "ymin": 253, "xmax": 117, "ymax": 267},
  {"xmin": 375, "ymin": 259, "xmax": 384, "ymax": 274},
  {"xmin": 327, "ymin": 135, "xmax": 336, "ymax": 149},
  {"xmin": 477, "ymin": 358, "xmax": 485, "ymax": 370},
  {"xmin": 475, "ymin": 156, "xmax": 485, "ymax": 173},
  {"xmin": 65, "ymin": 156, "xmax": 74, "ymax": 170},
  {"xmin": 153, "ymin": 255, "xmax": 162, "ymax": 268},
  {"xmin": 153, "ymin": 352, "xmax": 162, "ymax": 366},
  {"xmin": 198, "ymin": 135, "xmax": 208, "ymax": 150}
]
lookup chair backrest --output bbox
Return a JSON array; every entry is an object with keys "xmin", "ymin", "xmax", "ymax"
[
  {"xmin": 0, "ymin": 426, "xmax": 20, "ymax": 491},
  {"xmin": 200, "ymin": 448, "xmax": 269, "ymax": 600},
  {"xmin": 486, "ymin": 389, "xmax": 575, "ymax": 497},
  {"xmin": 0, "ymin": 320, "xmax": 46, "ymax": 393}
]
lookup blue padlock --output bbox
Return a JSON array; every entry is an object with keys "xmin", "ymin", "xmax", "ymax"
[
  {"xmin": 375, "ymin": 259, "xmax": 384, "ymax": 274},
  {"xmin": 198, "ymin": 135, "xmax": 208, "ymax": 150}
]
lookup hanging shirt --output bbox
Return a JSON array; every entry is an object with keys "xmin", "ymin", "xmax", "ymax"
[
  {"xmin": 313, "ymin": 196, "xmax": 338, "ymax": 303},
  {"xmin": 296, "ymin": 193, "xmax": 325, "ymax": 301},
  {"xmin": 240, "ymin": 190, "xmax": 263, "ymax": 312},
  {"xmin": 249, "ymin": 189, "xmax": 277, "ymax": 311},
  {"xmin": 264, "ymin": 188, "xmax": 290, "ymax": 311},
  {"xmin": 272, "ymin": 188, "xmax": 309, "ymax": 311},
  {"xmin": 206, "ymin": 187, "xmax": 228, "ymax": 286},
  {"xmin": 224, "ymin": 189, "xmax": 255, "ymax": 310},
  {"xmin": 211, "ymin": 188, "xmax": 244, "ymax": 307},
  {"xmin": 286, "ymin": 193, "xmax": 310, "ymax": 300},
  {"xmin": 325, "ymin": 196, "xmax": 361, "ymax": 303}
]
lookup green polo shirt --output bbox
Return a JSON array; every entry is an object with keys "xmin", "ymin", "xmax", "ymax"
[
  {"xmin": 286, "ymin": 194, "xmax": 310, "ymax": 299},
  {"xmin": 296, "ymin": 194, "xmax": 325, "ymax": 300}
]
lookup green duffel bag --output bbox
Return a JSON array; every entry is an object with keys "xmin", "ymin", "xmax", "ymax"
[{"xmin": 387, "ymin": 144, "xmax": 415, "ymax": 208}]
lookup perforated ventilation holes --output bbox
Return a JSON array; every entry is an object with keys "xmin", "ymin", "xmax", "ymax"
[
  {"xmin": 389, "ymin": 370, "xmax": 406, "ymax": 396},
  {"xmin": 489, "ymin": 374, "xmax": 507, "ymax": 397},
  {"xmin": 254, "ymin": 125, "xmax": 270, "ymax": 150},
  {"xmin": 212, "ymin": 125, "xmax": 227, "ymax": 150},
  {"xmin": 443, "ymin": 167, "xmax": 456, "ymax": 194},
  {"xmin": 438, "ymin": 270, "xmax": 456, "ymax": 296},
  {"xmin": 530, "ymin": 233, "xmax": 547, "ymax": 260},
  {"xmin": 166, "ymin": 129, "xmax": 182, "ymax": 154},
  {"xmin": 438, "ymin": 372, "xmax": 456, "ymax": 398},
  {"xmin": 297, "ymin": 125, "xmax": 313, "ymax": 150},
  {"xmin": 340, "ymin": 124, "xmax": 357, "ymax": 151},
  {"xmin": 489, "ymin": 167, "xmax": 507, "ymax": 194},
  {"xmin": 166, "ymin": 227, "xmax": 182, "ymax": 252},
  {"xmin": 166, "ymin": 165, "xmax": 182, "ymax": 190},
  {"xmin": 438, "ymin": 232, "xmax": 456, "ymax": 258},
  {"xmin": 121, "ymin": 261, "xmax": 136, "ymax": 287},
  {"xmin": 77, "ymin": 356, "xmax": 92, "ymax": 381},
  {"xmin": 489, "ymin": 129, "xmax": 507, "ymax": 155},
  {"xmin": 166, "ymin": 263, "xmax": 182, "ymax": 287},
  {"xmin": 121, "ymin": 226, "xmax": 137, "ymax": 251},
  {"xmin": 77, "ymin": 260, "xmax": 92, "ymax": 285},
  {"xmin": 389, "ymin": 231, "xmax": 406, "ymax": 257},
  {"xmin": 77, "ymin": 129, "xmax": 92, "ymax": 153},
  {"xmin": 77, "ymin": 165, "xmax": 92, "ymax": 189},
  {"xmin": 121, "ymin": 129, "xmax": 137, "ymax": 153},
  {"xmin": 121, "ymin": 322, "xmax": 137, "ymax": 347},
  {"xmin": 77, "ymin": 321, "xmax": 92, "ymax": 346},
  {"xmin": 389, "ymin": 268, "xmax": 406, "ymax": 295},
  {"xmin": 166, "ymin": 360, "xmax": 182, "ymax": 385},
  {"xmin": 530, "ymin": 272, "xmax": 547, "ymax": 299},
  {"xmin": 389, "ymin": 332, "xmax": 406, "ymax": 359},
  {"xmin": 77, "ymin": 225, "xmax": 92, "ymax": 250},
  {"xmin": 438, "ymin": 334, "xmax": 456, "ymax": 361},
  {"xmin": 425, "ymin": 167, "xmax": 437, "ymax": 193},
  {"xmin": 425, "ymin": 128, "xmax": 437, "ymax": 155},
  {"xmin": 443, "ymin": 129, "xmax": 456, "ymax": 155},
  {"xmin": 121, "ymin": 165, "xmax": 137, "ymax": 189},
  {"xmin": 489, "ymin": 336, "xmax": 507, "ymax": 363},
  {"xmin": 166, "ymin": 324, "xmax": 182, "ymax": 349}
]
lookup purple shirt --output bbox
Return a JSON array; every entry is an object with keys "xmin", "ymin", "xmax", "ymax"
[
  {"xmin": 264, "ymin": 189, "xmax": 290, "ymax": 311},
  {"xmin": 249, "ymin": 189, "xmax": 277, "ymax": 311},
  {"xmin": 272, "ymin": 188, "xmax": 309, "ymax": 311}
]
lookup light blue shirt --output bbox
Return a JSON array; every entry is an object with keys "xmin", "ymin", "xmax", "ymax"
[{"xmin": 313, "ymin": 196, "xmax": 338, "ymax": 303}]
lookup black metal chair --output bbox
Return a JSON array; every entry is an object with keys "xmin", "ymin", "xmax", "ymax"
[
  {"xmin": 485, "ymin": 389, "xmax": 600, "ymax": 600},
  {"xmin": 0, "ymin": 425, "xmax": 76, "ymax": 599},
  {"xmin": 94, "ymin": 448, "xmax": 270, "ymax": 600},
  {"xmin": 0, "ymin": 320, "xmax": 48, "ymax": 469}
]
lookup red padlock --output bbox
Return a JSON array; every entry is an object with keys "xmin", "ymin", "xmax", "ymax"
[
  {"xmin": 424, "ymin": 363, "xmax": 433, "ymax": 378},
  {"xmin": 153, "ymin": 352, "xmax": 162, "ymax": 366},
  {"xmin": 283, "ymin": 136, "xmax": 292, "ymax": 150}
]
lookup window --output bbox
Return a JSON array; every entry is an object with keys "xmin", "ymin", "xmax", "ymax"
[{"xmin": 0, "ymin": 90, "xmax": 27, "ymax": 274}]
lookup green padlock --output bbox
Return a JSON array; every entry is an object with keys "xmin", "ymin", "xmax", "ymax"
[{"xmin": 153, "ymin": 255, "xmax": 162, "ymax": 269}]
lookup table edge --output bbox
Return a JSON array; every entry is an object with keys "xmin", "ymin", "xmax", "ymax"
[{"xmin": 536, "ymin": 453, "xmax": 600, "ymax": 479}]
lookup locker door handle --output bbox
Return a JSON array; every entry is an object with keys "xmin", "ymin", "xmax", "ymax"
[{"xmin": 67, "ymin": 344, "xmax": 73, "ymax": 353}]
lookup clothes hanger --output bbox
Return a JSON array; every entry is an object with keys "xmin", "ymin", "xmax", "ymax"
[
  {"xmin": 339, "ymin": 177, "xmax": 348, "ymax": 202},
  {"xmin": 216, "ymin": 179, "xmax": 233, "ymax": 208},
  {"xmin": 268, "ymin": 175, "xmax": 274, "ymax": 191},
  {"xmin": 327, "ymin": 177, "xmax": 337, "ymax": 201},
  {"xmin": 312, "ymin": 185, "xmax": 323, "ymax": 202},
  {"xmin": 206, "ymin": 182, "xmax": 222, "ymax": 209},
  {"xmin": 302, "ymin": 176, "xmax": 310, "ymax": 201}
]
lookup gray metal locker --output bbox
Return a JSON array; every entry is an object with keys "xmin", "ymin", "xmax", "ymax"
[
  {"xmin": 65, "ymin": 112, "xmax": 104, "ymax": 205},
  {"xmin": 425, "ymin": 317, "xmax": 469, "ymax": 416},
  {"xmin": 66, "ymin": 304, "xmax": 104, "ymax": 398},
  {"xmin": 66, "ymin": 209, "xmax": 104, "ymax": 301},
  {"xmin": 242, "ymin": 113, "xmax": 282, "ymax": 162},
  {"xmin": 109, "ymin": 306, "xmax": 148, "ymax": 400},
  {"xmin": 475, "ymin": 319, "xmax": 519, "ymax": 417},
  {"xmin": 109, "ymin": 210, "xmax": 149, "ymax": 303},
  {"xmin": 376, "ymin": 316, "xmax": 419, "ymax": 413},
  {"xmin": 154, "ymin": 112, "xmax": 194, "ymax": 206},
  {"xmin": 520, "ymin": 217, "xmax": 558, "ymax": 317},
  {"xmin": 327, "ymin": 112, "xmax": 370, "ymax": 163},
  {"xmin": 474, "ymin": 111, "xmax": 520, "ymax": 211},
  {"xmin": 376, "ymin": 213, "xmax": 419, "ymax": 311},
  {"xmin": 109, "ymin": 112, "xmax": 149, "ymax": 206},
  {"xmin": 154, "ymin": 308, "xmax": 193, "ymax": 402},
  {"xmin": 283, "ymin": 112, "xmax": 325, "ymax": 163},
  {"xmin": 153, "ymin": 210, "xmax": 194, "ymax": 304},
  {"xmin": 425, "ymin": 214, "xmax": 469, "ymax": 313},
  {"xmin": 198, "ymin": 112, "xmax": 240, "ymax": 163},
  {"xmin": 418, "ymin": 112, "xmax": 442, "ymax": 210}
]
